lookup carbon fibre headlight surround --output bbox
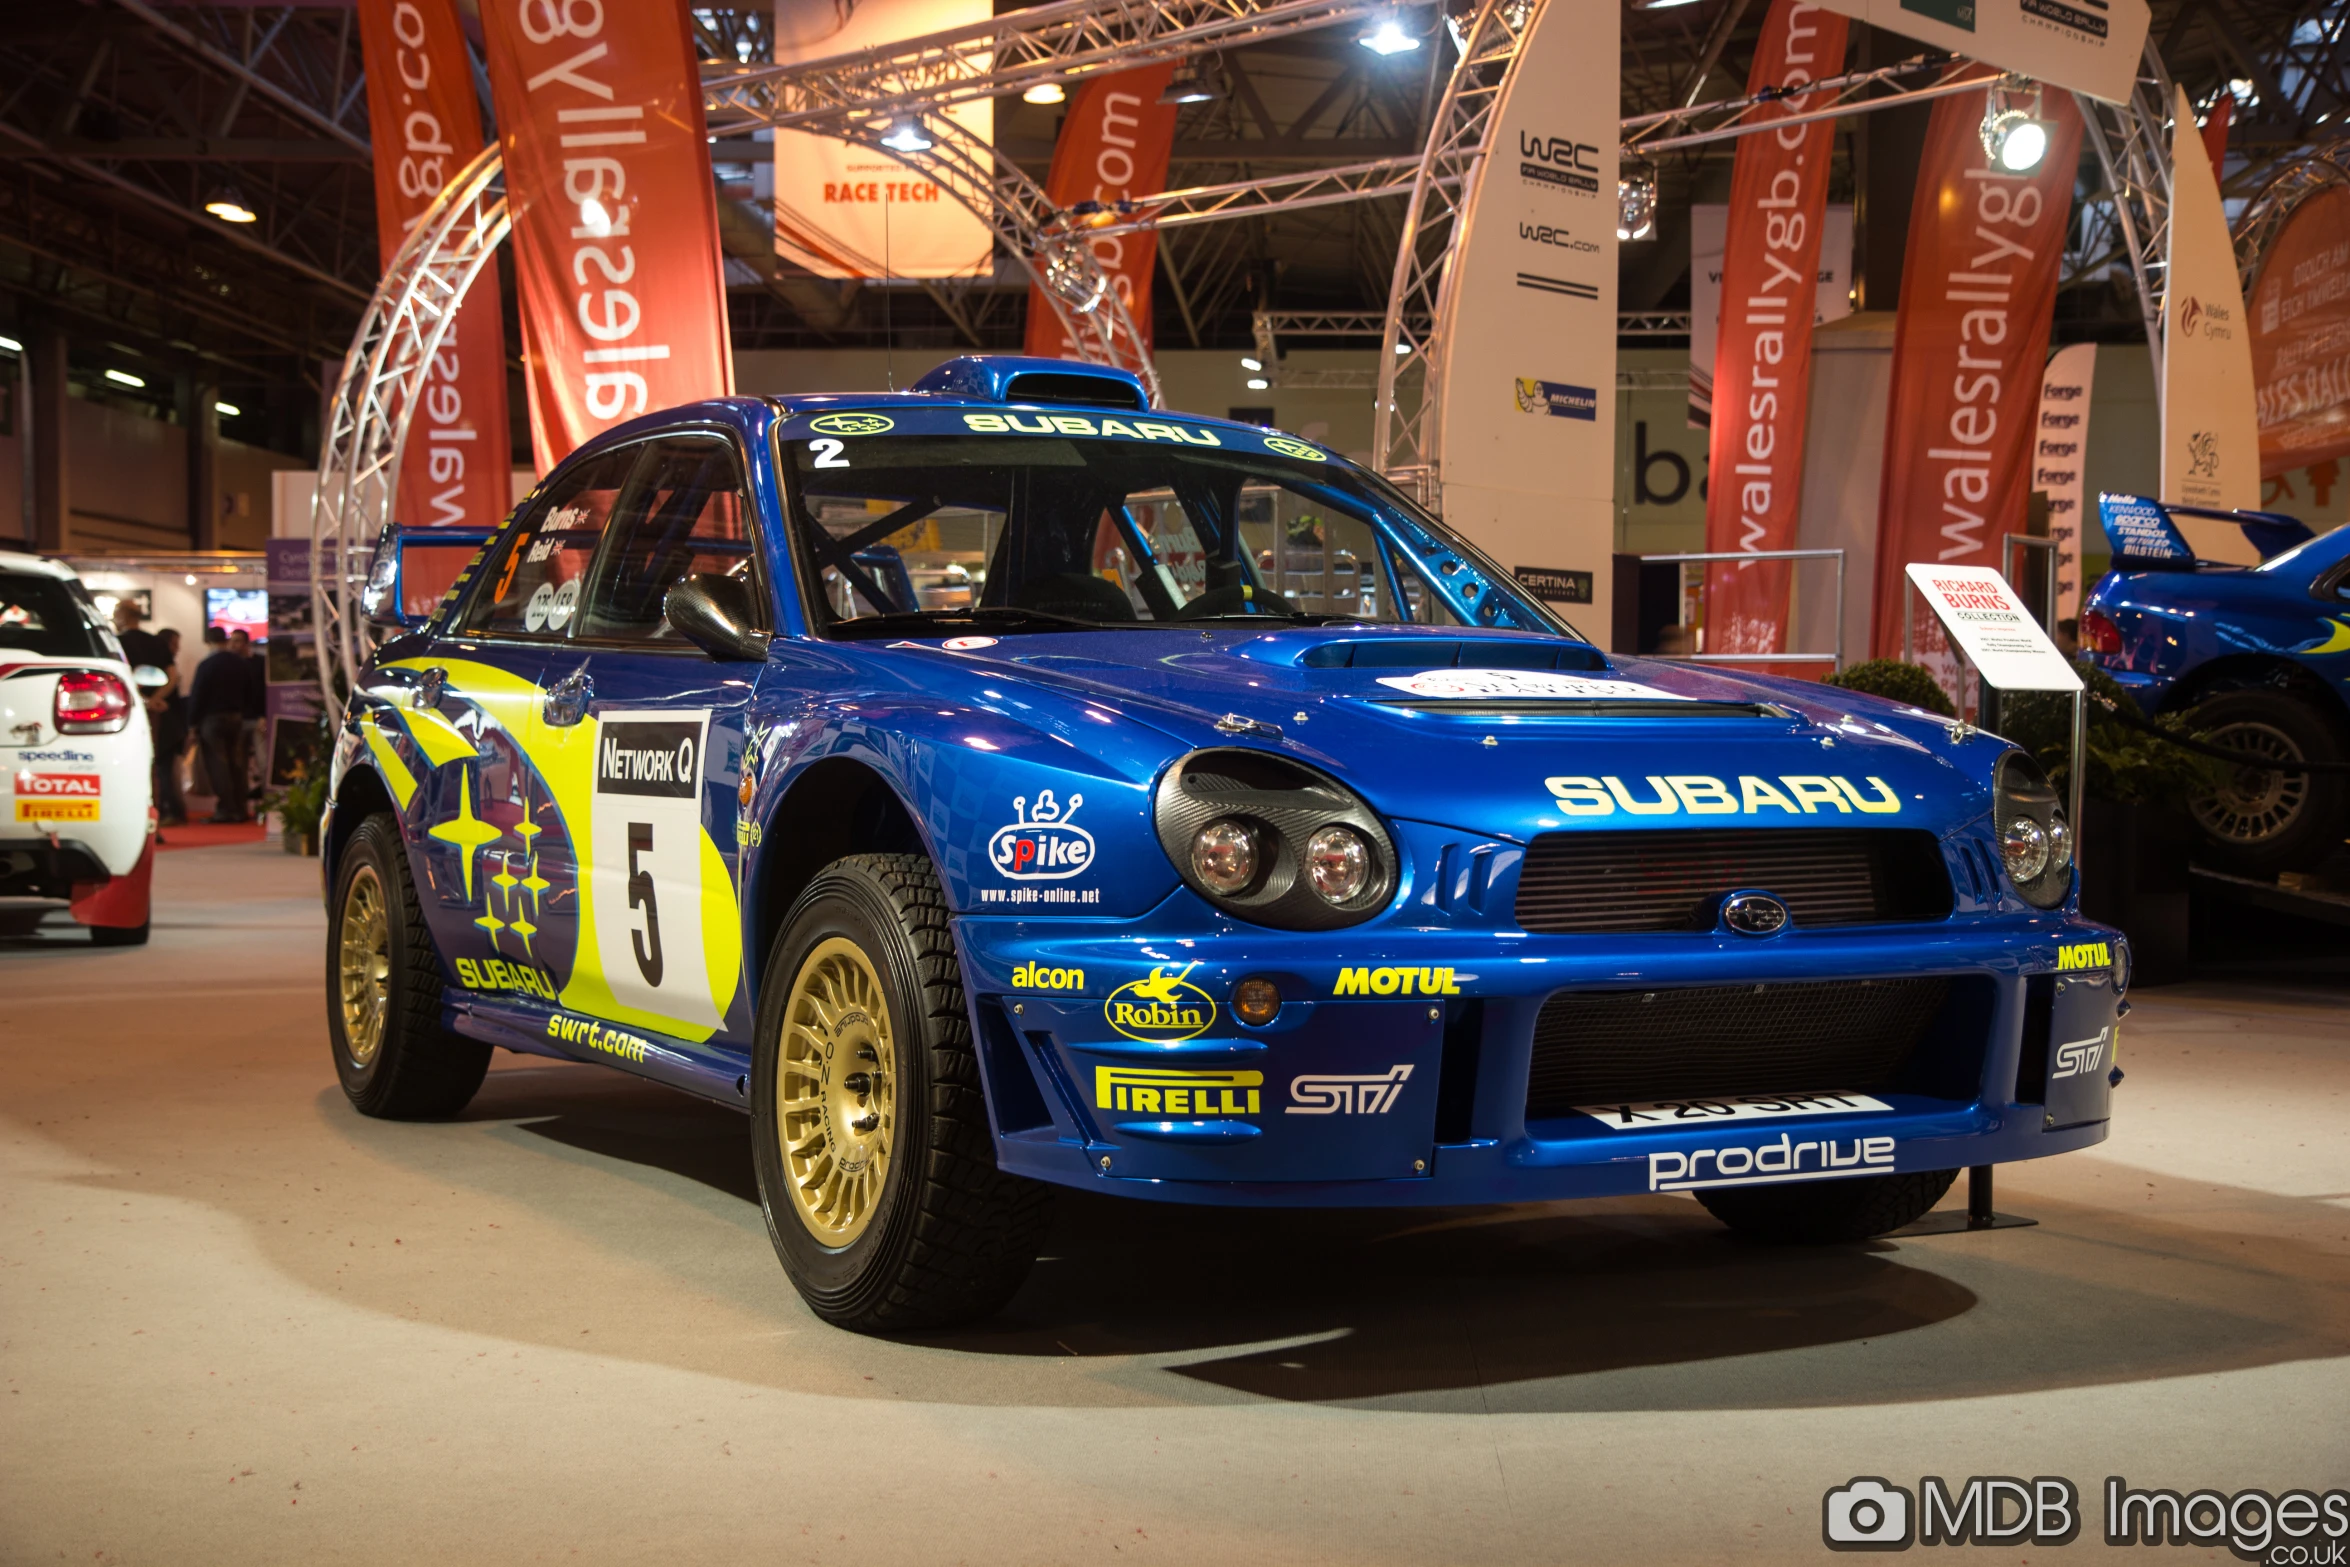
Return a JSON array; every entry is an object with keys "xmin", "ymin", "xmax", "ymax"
[
  {"xmin": 1994, "ymin": 748, "xmax": 2074, "ymax": 908},
  {"xmin": 1153, "ymin": 748, "xmax": 1396, "ymax": 929}
]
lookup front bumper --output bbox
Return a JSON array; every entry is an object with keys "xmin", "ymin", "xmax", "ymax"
[{"xmin": 954, "ymin": 906, "xmax": 2122, "ymax": 1207}]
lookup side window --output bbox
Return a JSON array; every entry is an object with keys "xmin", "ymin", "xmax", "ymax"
[
  {"xmin": 465, "ymin": 447, "xmax": 640, "ymax": 637},
  {"xmin": 575, "ymin": 438, "xmax": 761, "ymax": 642},
  {"xmin": 1234, "ymin": 483, "xmax": 1441, "ymax": 622}
]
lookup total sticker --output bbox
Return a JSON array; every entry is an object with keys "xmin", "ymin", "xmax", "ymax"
[{"xmin": 1374, "ymin": 669, "xmax": 1693, "ymax": 701}]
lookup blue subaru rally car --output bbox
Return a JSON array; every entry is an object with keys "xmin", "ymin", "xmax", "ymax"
[
  {"xmin": 323, "ymin": 355, "xmax": 2124, "ymax": 1330},
  {"xmin": 2081, "ymin": 495, "xmax": 2349, "ymax": 873}
]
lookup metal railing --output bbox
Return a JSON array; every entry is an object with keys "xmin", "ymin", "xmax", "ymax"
[{"xmin": 1635, "ymin": 548, "xmax": 1847, "ymax": 671}]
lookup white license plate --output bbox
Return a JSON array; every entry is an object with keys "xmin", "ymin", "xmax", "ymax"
[{"xmin": 1573, "ymin": 1091, "xmax": 1891, "ymax": 1131}]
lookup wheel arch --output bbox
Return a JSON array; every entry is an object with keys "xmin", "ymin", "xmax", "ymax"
[
  {"xmin": 748, "ymin": 754, "xmax": 929, "ymax": 986},
  {"xmin": 324, "ymin": 764, "xmax": 399, "ymax": 898},
  {"xmin": 2163, "ymin": 654, "xmax": 2350, "ymax": 732}
]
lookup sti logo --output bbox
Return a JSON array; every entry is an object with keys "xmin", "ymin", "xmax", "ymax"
[
  {"xmin": 987, "ymin": 790, "xmax": 1094, "ymax": 881},
  {"xmin": 1287, "ymin": 1065, "xmax": 1414, "ymax": 1115},
  {"xmin": 2052, "ymin": 1028, "xmax": 2110, "ymax": 1080}
]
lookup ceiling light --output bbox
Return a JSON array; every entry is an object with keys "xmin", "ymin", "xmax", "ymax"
[
  {"xmin": 215, "ymin": 401, "xmax": 241, "ymax": 418},
  {"xmin": 1161, "ymin": 59, "xmax": 1220, "ymax": 104},
  {"xmin": 1643, "ymin": 0, "xmax": 1702, "ymax": 7},
  {"xmin": 105, "ymin": 369, "xmax": 146, "ymax": 389},
  {"xmin": 880, "ymin": 117, "xmax": 933, "ymax": 152},
  {"xmin": 1246, "ymin": 377, "xmax": 1270, "ymax": 391},
  {"xmin": 1358, "ymin": 14, "xmax": 1420, "ymax": 54},
  {"xmin": 1617, "ymin": 161, "xmax": 1658, "ymax": 241},
  {"xmin": 0, "ymin": 334, "xmax": 20, "ymax": 354},
  {"xmin": 1023, "ymin": 81, "xmax": 1066, "ymax": 106},
  {"xmin": 203, "ymin": 187, "xmax": 258, "ymax": 224},
  {"xmin": 185, "ymin": 575, "xmax": 199, "ymax": 586},
  {"xmin": 1394, "ymin": 341, "xmax": 1412, "ymax": 355},
  {"xmin": 1979, "ymin": 78, "xmax": 2049, "ymax": 173},
  {"xmin": 1241, "ymin": 356, "xmax": 1264, "ymax": 372}
]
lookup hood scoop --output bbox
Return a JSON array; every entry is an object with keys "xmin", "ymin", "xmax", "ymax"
[{"xmin": 1236, "ymin": 632, "xmax": 1610, "ymax": 671}]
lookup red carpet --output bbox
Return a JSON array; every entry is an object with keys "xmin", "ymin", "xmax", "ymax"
[{"xmin": 156, "ymin": 821, "xmax": 269, "ymax": 851}]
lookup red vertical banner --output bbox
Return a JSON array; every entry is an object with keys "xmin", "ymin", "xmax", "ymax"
[
  {"xmin": 1870, "ymin": 84, "xmax": 2082, "ymax": 678},
  {"xmin": 1025, "ymin": 66, "xmax": 1180, "ymax": 357},
  {"xmin": 1700, "ymin": 0, "xmax": 1847, "ymax": 658},
  {"xmin": 358, "ymin": 0, "xmax": 512, "ymax": 527},
  {"xmin": 480, "ymin": 0, "xmax": 733, "ymax": 472}
]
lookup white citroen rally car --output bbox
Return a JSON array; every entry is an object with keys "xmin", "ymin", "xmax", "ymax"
[{"xmin": 0, "ymin": 551, "xmax": 156, "ymax": 943}]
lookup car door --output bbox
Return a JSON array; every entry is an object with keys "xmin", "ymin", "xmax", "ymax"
[
  {"xmin": 557, "ymin": 432, "xmax": 767, "ymax": 1065},
  {"xmin": 409, "ymin": 444, "xmax": 645, "ymax": 1020}
]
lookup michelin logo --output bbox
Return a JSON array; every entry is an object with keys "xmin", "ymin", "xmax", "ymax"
[{"xmin": 1649, "ymin": 1133, "xmax": 1895, "ymax": 1192}]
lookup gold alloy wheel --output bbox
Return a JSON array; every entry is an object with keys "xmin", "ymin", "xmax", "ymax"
[
  {"xmin": 776, "ymin": 937, "xmax": 897, "ymax": 1247},
  {"xmin": 338, "ymin": 864, "xmax": 392, "ymax": 1067}
]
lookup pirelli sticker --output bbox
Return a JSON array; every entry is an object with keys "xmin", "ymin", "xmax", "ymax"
[{"xmin": 1095, "ymin": 1065, "xmax": 1262, "ymax": 1118}]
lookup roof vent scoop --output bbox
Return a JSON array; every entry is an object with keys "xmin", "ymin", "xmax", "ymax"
[{"xmin": 911, "ymin": 355, "xmax": 1151, "ymax": 411}]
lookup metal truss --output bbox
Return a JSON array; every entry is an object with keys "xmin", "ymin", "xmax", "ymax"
[
  {"xmin": 1618, "ymin": 311, "xmax": 1693, "ymax": 338},
  {"xmin": 1371, "ymin": 0, "xmax": 1532, "ymax": 491},
  {"xmin": 310, "ymin": 146, "xmax": 509, "ymax": 717},
  {"xmin": 2231, "ymin": 137, "xmax": 2350, "ymax": 293},
  {"xmin": 1074, "ymin": 156, "xmax": 1434, "ymax": 237},
  {"xmin": 1622, "ymin": 51, "xmax": 1989, "ymax": 156},
  {"xmin": 2078, "ymin": 40, "xmax": 2182, "ymax": 391}
]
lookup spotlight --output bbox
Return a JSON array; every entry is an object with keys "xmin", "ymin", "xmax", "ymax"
[
  {"xmin": 1394, "ymin": 340, "xmax": 1412, "ymax": 355},
  {"xmin": 1160, "ymin": 59, "xmax": 1219, "ymax": 104},
  {"xmin": 1241, "ymin": 356, "xmax": 1264, "ymax": 372},
  {"xmin": 0, "ymin": 334, "xmax": 20, "ymax": 354},
  {"xmin": 1246, "ymin": 377, "xmax": 1270, "ymax": 391},
  {"xmin": 880, "ymin": 117, "xmax": 933, "ymax": 152},
  {"xmin": 1022, "ymin": 81, "xmax": 1066, "ymax": 105},
  {"xmin": 1979, "ymin": 78, "xmax": 2049, "ymax": 173},
  {"xmin": 203, "ymin": 186, "xmax": 258, "ymax": 224},
  {"xmin": 1618, "ymin": 160, "xmax": 1657, "ymax": 241},
  {"xmin": 105, "ymin": 368, "xmax": 146, "ymax": 389},
  {"xmin": 215, "ymin": 401, "xmax": 241, "ymax": 418},
  {"xmin": 1357, "ymin": 13, "xmax": 1420, "ymax": 54}
]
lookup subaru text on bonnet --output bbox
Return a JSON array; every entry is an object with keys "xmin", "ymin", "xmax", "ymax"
[{"xmin": 321, "ymin": 355, "xmax": 2124, "ymax": 1331}]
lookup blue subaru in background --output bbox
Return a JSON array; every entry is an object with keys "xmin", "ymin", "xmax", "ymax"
[
  {"xmin": 2082, "ymin": 495, "xmax": 2350, "ymax": 874},
  {"xmin": 322, "ymin": 355, "xmax": 2124, "ymax": 1331}
]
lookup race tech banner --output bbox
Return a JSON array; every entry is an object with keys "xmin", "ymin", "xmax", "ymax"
[
  {"xmin": 1869, "ymin": 80, "xmax": 2080, "ymax": 675},
  {"xmin": 2032, "ymin": 342, "xmax": 2096, "ymax": 624},
  {"xmin": 1699, "ymin": 0, "xmax": 1847, "ymax": 659},
  {"xmin": 482, "ymin": 0, "xmax": 733, "ymax": 471},
  {"xmin": 2160, "ymin": 86, "xmax": 2260, "ymax": 545},
  {"xmin": 2250, "ymin": 185, "xmax": 2350, "ymax": 478},
  {"xmin": 1025, "ymin": 65, "xmax": 1180, "ymax": 356},
  {"xmin": 771, "ymin": 0, "xmax": 993, "ymax": 279},
  {"xmin": 357, "ymin": 0, "xmax": 511, "ymax": 528}
]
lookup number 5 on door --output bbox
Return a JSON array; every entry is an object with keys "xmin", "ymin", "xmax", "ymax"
[{"xmin": 589, "ymin": 710, "xmax": 723, "ymax": 1032}]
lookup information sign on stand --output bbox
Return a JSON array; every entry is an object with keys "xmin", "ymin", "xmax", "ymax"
[{"xmin": 1904, "ymin": 562, "xmax": 2087, "ymax": 854}]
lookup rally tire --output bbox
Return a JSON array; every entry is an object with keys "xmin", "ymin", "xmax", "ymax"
[
  {"xmin": 89, "ymin": 922, "xmax": 150, "ymax": 947},
  {"xmin": 1695, "ymin": 1168, "xmax": 1959, "ymax": 1245},
  {"xmin": 751, "ymin": 853, "xmax": 1050, "ymax": 1332},
  {"xmin": 327, "ymin": 812, "xmax": 490, "ymax": 1119},
  {"xmin": 2180, "ymin": 689, "xmax": 2348, "ymax": 876}
]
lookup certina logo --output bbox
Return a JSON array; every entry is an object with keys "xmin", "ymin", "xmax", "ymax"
[
  {"xmin": 1650, "ymin": 1133, "xmax": 1895, "ymax": 1192},
  {"xmin": 545, "ymin": 1012, "xmax": 651, "ymax": 1065},
  {"xmin": 1104, "ymin": 962, "xmax": 1217, "ymax": 1042},
  {"xmin": 1545, "ymin": 774, "xmax": 1903, "ymax": 817},
  {"xmin": 1288, "ymin": 1065, "xmax": 1413, "ymax": 1115},
  {"xmin": 1335, "ymin": 966, "xmax": 1461, "ymax": 997},
  {"xmin": 988, "ymin": 790, "xmax": 1094, "ymax": 881},
  {"xmin": 454, "ymin": 956, "xmax": 558, "ymax": 1001},
  {"xmin": 1519, "ymin": 222, "xmax": 1601, "ymax": 254},
  {"xmin": 2053, "ymin": 1027, "xmax": 2109, "ymax": 1080},
  {"xmin": 1095, "ymin": 1065, "xmax": 1260, "ymax": 1117},
  {"xmin": 1010, "ymin": 962, "xmax": 1084, "ymax": 991},
  {"xmin": 2056, "ymin": 940, "xmax": 2110, "ymax": 971},
  {"xmin": 597, "ymin": 720, "xmax": 699, "ymax": 799},
  {"xmin": 962, "ymin": 412, "xmax": 1222, "ymax": 446},
  {"xmin": 1518, "ymin": 131, "xmax": 1600, "ymax": 195}
]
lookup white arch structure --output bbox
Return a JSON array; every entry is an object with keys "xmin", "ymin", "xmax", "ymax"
[{"xmin": 313, "ymin": 0, "xmax": 2189, "ymax": 713}]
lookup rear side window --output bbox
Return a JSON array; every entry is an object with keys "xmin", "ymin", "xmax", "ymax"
[
  {"xmin": 465, "ymin": 446, "xmax": 640, "ymax": 637},
  {"xmin": 575, "ymin": 438, "xmax": 761, "ymax": 642},
  {"xmin": 0, "ymin": 573, "xmax": 113, "ymax": 659}
]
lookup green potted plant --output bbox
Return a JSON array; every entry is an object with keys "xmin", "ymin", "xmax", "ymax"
[
  {"xmin": 1823, "ymin": 658, "xmax": 1958, "ymax": 718},
  {"xmin": 276, "ymin": 768, "xmax": 329, "ymax": 857}
]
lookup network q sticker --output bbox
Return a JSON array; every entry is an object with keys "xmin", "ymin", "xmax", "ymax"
[{"xmin": 1374, "ymin": 669, "xmax": 1691, "ymax": 702}]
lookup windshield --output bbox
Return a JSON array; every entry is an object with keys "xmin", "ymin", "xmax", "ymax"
[
  {"xmin": 781, "ymin": 432, "xmax": 1565, "ymax": 636},
  {"xmin": 0, "ymin": 572, "xmax": 116, "ymax": 660}
]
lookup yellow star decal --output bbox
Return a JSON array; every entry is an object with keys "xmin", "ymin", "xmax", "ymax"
[
  {"xmin": 474, "ymin": 907, "xmax": 507, "ymax": 940},
  {"xmin": 427, "ymin": 769, "xmax": 503, "ymax": 902},
  {"xmin": 507, "ymin": 913, "xmax": 538, "ymax": 959},
  {"xmin": 520, "ymin": 853, "xmax": 550, "ymax": 912}
]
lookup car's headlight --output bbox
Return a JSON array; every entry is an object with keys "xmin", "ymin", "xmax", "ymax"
[
  {"xmin": 1153, "ymin": 748, "xmax": 1395, "ymax": 929},
  {"xmin": 1994, "ymin": 749, "xmax": 2073, "ymax": 908}
]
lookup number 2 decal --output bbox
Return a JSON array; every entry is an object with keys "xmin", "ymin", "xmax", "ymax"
[
  {"xmin": 626, "ymin": 822, "xmax": 663, "ymax": 986},
  {"xmin": 809, "ymin": 438, "xmax": 851, "ymax": 468}
]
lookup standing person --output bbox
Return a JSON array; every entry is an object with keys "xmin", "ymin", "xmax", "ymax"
[
  {"xmin": 237, "ymin": 626, "xmax": 267, "ymax": 808},
  {"xmin": 111, "ymin": 599, "xmax": 166, "ymax": 672},
  {"xmin": 150, "ymin": 628, "xmax": 189, "ymax": 826},
  {"xmin": 189, "ymin": 629, "xmax": 255, "ymax": 823}
]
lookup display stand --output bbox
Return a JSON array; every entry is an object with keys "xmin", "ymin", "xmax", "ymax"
[{"xmin": 1888, "ymin": 563, "xmax": 2089, "ymax": 1241}]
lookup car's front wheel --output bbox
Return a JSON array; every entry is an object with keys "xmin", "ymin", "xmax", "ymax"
[
  {"xmin": 2182, "ymin": 689, "xmax": 2347, "ymax": 876},
  {"xmin": 1695, "ymin": 1168, "xmax": 1958, "ymax": 1244},
  {"xmin": 327, "ymin": 812, "xmax": 490, "ymax": 1118},
  {"xmin": 751, "ymin": 853, "xmax": 1049, "ymax": 1331}
]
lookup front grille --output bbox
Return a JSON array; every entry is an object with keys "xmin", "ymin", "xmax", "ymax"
[
  {"xmin": 1524, "ymin": 976, "xmax": 1951, "ymax": 1116},
  {"xmin": 1513, "ymin": 827, "xmax": 1953, "ymax": 933}
]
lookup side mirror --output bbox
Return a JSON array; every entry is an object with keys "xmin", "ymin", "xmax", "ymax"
[{"xmin": 665, "ymin": 573, "xmax": 770, "ymax": 662}]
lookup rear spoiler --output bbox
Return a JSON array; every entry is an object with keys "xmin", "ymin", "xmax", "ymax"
[{"xmin": 2097, "ymin": 493, "xmax": 2313, "ymax": 569}]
